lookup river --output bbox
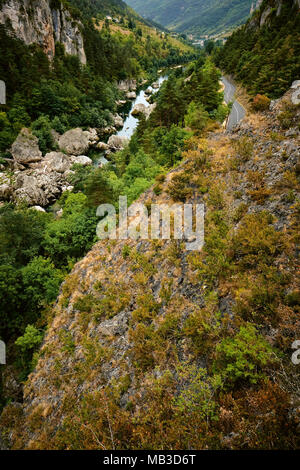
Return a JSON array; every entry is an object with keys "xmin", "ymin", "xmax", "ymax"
[
  {"xmin": 117, "ymin": 75, "xmax": 168, "ymax": 139},
  {"xmin": 98, "ymin": 74, "xmax": 168, "ymax": 166}
]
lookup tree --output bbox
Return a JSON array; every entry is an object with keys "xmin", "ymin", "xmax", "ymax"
[{"xmin": 184, "ymin": 102, "xmax": 210, "ymax": 132}]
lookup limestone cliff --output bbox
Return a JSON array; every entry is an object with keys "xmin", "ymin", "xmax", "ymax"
[
  {"xmin": 0, "ymin": 0, "xmax": 86, "ymax": 63},
  {"xmin": 249, "ymin": 0, "xmax": 300, "ymax": 27}
]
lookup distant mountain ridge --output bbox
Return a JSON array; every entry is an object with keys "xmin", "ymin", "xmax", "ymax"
[{"xmin": 125, "ymin": 0, "xmax": 256, "ymax": 36}]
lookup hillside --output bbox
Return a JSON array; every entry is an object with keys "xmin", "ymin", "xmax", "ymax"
[
  {"xmin": 125, "ymin": 0, "xmax": 257, "ymax": 36},
  {"xmin": 214, "ymin": 0, "xmax": 300, "ymax": 98},
  {"xmin": 1, "ymin": 58, "xmax": 300, "ymax": 449}
]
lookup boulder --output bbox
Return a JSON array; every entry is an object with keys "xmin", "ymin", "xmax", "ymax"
[
  {"xmin": 61, "ymin": 185, "xmax": 74, "ymax": 193},
  {"xmin": 14, "ymin": 171, "xmax": 63, "ymax": 207},
  {"xmin": 100, "ymin": 126, "xmax": 117, "ymax": 136},
  {"xmin": 126, "ymin": 91, "xmax": 136, "ymax": 100},
  {"xmin": 70, "ymin": 155, "xmax": 93, "ymax": 166},
  {"xmin": 107, "ymin": 135, "xmax": 129, "ymax": 151},
  {"xmin": 58, "ymin": 128, "xmax": 98, "ymax": 156},
  {"xmin": 86, "ymin": 128, "xmax": 99, "ymax": 145},
  {"xmin": 43, "ymin": 152, "xmax": 71, "ymax": 173},
  {"xmin": 97, "ymin": 142, "xmax": 110, "ymax": 151},
  {"xmin": 145, "ymin": 87, "xmax": 153, "ymax": 95},
  {"xmin": 14, "ymin": 174, "xmax": 48, "ymax": 206},
  {"xmin": 152, "ymin": 82, "xmax": 159, "ymax": 89},
  {"xmin": 0, "ymin": 172, "xmax": 12, "ymax": 200},
  {"xmin": 132, "ymin": 103, "xmax": 156, "ymax": 120},
  {"xmin": 31, "ymin": 206, "xmax": 46, "ymax": 213},
  {"xmin": 11, "ymin": 128, "xmax": 42, "ymax": 164},
  {"xmin": 0, "ymin": 183, "xmax": 11, "ymax": 200},
  {"xmin": 131, "ymin": 103, "xmax": 147, "ymax": 117},
  {"xmin": 113, "ymin": 114, "xmax": 124, "ymax": 128}
]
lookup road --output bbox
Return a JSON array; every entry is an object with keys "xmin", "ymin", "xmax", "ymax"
[{"xmin": 221, "ymin": 76, "xmax": 246, "ymax": 131}]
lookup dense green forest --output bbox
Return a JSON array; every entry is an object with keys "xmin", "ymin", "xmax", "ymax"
[
  {"xmin": 0, "ymin": 5, "xmax": 195, "ymax": 155},
  {"xmin": 126, "ymin": 0, "xmax": 253, "ymax": 35},
  {"xmin": 214, "ymin": 0, "xmax": 300, "ymax": 98}
]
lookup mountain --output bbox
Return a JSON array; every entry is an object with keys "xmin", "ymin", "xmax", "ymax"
[
  {"xmin": 215, "ymin": 0, "xmax": 300, "ymax": 98},
  {"xmin": 125, "ymin": 0, "xmax": 258, "ymax": 36}
]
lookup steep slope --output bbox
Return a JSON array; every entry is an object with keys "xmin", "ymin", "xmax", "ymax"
[
  {"xmin": 1, "ymin": 77, "xmax": 299, "ymax": 449},
  {"xmin": 215, "ymin": 0, "xmax": 300, "ymax": 98},
  {"xmin": 125, "ymin": 0, "xmax": 257, "ymax": 36}
]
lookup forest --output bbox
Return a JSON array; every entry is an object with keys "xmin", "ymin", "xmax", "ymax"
[{"xmin": 214, "ymin": 0, "xmax": 300, "ymax": 98}]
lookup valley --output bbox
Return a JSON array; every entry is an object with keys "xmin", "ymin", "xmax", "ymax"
[{"xmin": 0, "ymin": 0, "xmax": 299, "ymax": 452}]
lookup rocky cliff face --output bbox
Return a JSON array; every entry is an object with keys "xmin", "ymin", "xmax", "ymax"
[
  {"xmin": 249, "ymin": 0, "xmax": 300, "ymax": 27},
  {"xmin": 0, "ymin": 0, "xmax": 86, "ymax": 63}
]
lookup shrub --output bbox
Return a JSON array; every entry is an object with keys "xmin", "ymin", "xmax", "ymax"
[
  {"xmin": 184, "ymin": 101, "xmax": 210, "ymax": 131},
  {"xmin": 15, "ymin": 325, "xmax": 43, "ymax": 353},
  {"xmin": 167, "ymin": 172, "xmax": 192, "ymax": 202},
  {"xmin": 231, "ymin": 212, "xmax": 285, "ymax": 268},
  {"xmin": 31, "ymin": 115, "xmax": 55, "ymax": 155},
  {"xmin": 277, "ymin": 101, "xmax": 299, "ymax": 129},
  {"xmin": 213, "ymin": 324, "xmax": 276, "ymax": 387},
  {"xmin": 233, "ymin": 137, "xmax": 254, "ymax": 162},
  {"xmin": 21, "ymin": 256, "xmax": 63, "ymax": 309},
  {"xmin": 252, "ymin": 94, "xmax": 271, "ymax": 111}
]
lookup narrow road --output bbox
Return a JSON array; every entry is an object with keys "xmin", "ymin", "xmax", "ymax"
[{"xmin": 221, "ymin": 76, "xmax": 246, "ymax": 131}]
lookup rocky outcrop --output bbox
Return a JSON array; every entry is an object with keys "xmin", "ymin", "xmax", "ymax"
[
  {"xmin": 291, "ymin": 80, "xmax": 300, "ymax": 105},
  {"xmin": 70, "ymin": 155, "xmax": 92, "ymax": 166},
  {"xmin": 58, "ymin": 128, "xmax": 98, "ymax": 156},
  {"xmin": 132, "ymin": 103, "xmax": 157, "ymax": 119},
  {"xmin": 43, "ymin": 151, "xmax": 71, "ymax": 173},
  {"xmin": 117, "ymin": 79, "xmax": 137, "ymax": 92},
  {"xmin": 248, "ymin": 0, "xmax": 300, "ymax": 28},
  {"xmin": 126, "ymin": 91, "xmax": 137, "ymax": 100},
  {"xmin": 0, "ymin": 0, "xmax": 86, "ymax": 63},
  {"xmin": 113, "ymin": 114, "xmax": 124, "ymax": 129},
  {"xmin": 107, "ymin": 135, "xmax": 129, "ymax": 151},
  {"xmin": 11, "ymin": 128, "xmax": 42, "ymax": 164}
]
